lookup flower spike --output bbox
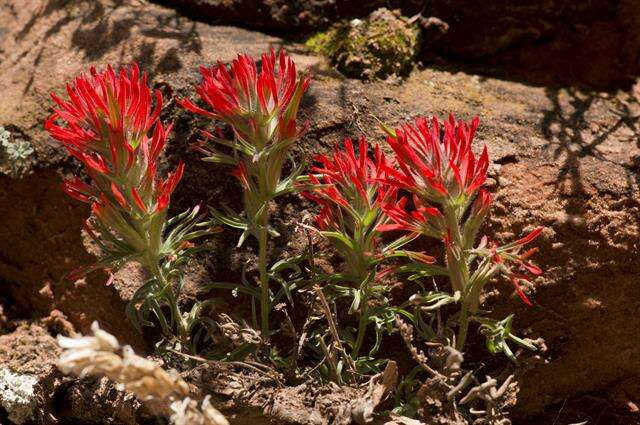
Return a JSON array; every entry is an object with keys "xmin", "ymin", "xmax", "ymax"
[{"xmin": 46, "ymin": 63, "xmax": 212, "ymax": 348}]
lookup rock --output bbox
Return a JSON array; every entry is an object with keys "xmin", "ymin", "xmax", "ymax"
[
  {"xmin": 0, "ymin": 0, "xmax": 640, "ymax": 421},
  {"xmin": 153, "ymin": 0, "xmax": 640, "ymax": 87},
  {"xmin": 0, "ymin": 368, "xmax": 39, "ymax": 424},
  {"xmin": 0, "ymin": 324, "xmax": 60, "ymax": 424},
  {"xmin": 305, "ymin": 8, "xmax": 420, "ymax": 80}
]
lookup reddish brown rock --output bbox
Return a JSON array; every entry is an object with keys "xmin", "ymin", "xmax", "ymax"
[{"xmin": 0, "ymin": 1, "xmax": 639, "ymax": 423}]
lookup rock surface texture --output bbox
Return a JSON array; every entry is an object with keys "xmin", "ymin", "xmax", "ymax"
[{"xmin": 0, "ymin": 0, "xmax": 639, "ymax": 423}]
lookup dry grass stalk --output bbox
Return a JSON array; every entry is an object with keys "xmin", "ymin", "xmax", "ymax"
[{"xmin": 57, "ymin": 321, "xmax": 229, "ymax": 425}]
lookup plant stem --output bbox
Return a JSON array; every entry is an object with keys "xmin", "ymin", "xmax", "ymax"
[
  {"xmin": 445, "ymin": 204, "xmax": 472, "ymax": 352},
  {"xmin": 149, "ymin": 258, "xmax": 190, "ymax": 350},
  {"xmin": 258, "ymin": 213, "xmax": 270, "ymax": 336},
  {"xmin": 352, "ymin": 304, "xmax": 369, "ymax": 359},
  {"xmin": 456, "ymin": 302, "xmax": 469, "ymax": 351}
]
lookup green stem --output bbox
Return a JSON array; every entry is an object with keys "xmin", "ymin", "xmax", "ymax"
[
  {"xmin": 149, "ymin": 258, "xmax": 190, "ymax": 350},
  {"xmin": 456, "ymin": 302, "xmax": 469, "ymax": 351},
  {"xmin": 352, "ymin": 263, "xmax": 371, "ymax": 360},
  {"xmin": 444, "ymin": 203, "xmax": 473, "ymax": 352},
  {"xmin": 352, "ymin": 304, "xmax": 369, "ymax": 359},
  {"xmin": 258, "ymin": 213, "xmax": 270, "ymax": 336}
]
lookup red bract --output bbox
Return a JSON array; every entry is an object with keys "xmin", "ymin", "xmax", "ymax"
[
  {"xmin": 45, "ymin": 63, "xmax": 183, "ymax": 216},
  {"xmin": 379, "ymin": 195, "xmax": 446, "ymax": 238},
  {"xmin": 178, "ymin": 49, "xmax": 310, "ymax": 148},
  {"xmin": 384, "ymin": 115, "xmax": 488, "ymax": 204},
  {"xmin": 45, "ymin": 63, "xmax": 190, "ymax": 280},
  {"xmin": 303, "ymin": 137, "xmax": 392, "ymax": 232},
  {"xmin": 46, "ymin": 64, "xmax": 161, "ymax": 162},
  {"xmin": 303, "ymin": 137, "xmax": 406, "ymax": 283},
  {"xmin": 180, "ymin": 50, "xmax": 310, "ymax": 335},
  {"xmin": 485, "ymin": 226, "xmax": 545, "ymax": 306}
]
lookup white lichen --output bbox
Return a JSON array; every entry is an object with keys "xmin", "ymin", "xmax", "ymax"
[
  {"xmin": 0, "ymin": 367, "xmax": 39, "ymax": 424},
  {"xmin": 0, "ymin": 126, "xmax": 34, "ymax": 178}
]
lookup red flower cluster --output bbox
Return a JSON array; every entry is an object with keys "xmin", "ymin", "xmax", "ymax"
[
  {"xmin": 45, "ymin": 64, "xmax": 187, "ymax": 278},
  {"xmin": 383, "ymin": 115, "xmax": 488, "ymax": 204},
  {"xmin": 379, "ymin": 195, "xmax": 446, "ymax": 238},
  {"xmin": 45, "ymin": 64, "xmax": 183, "ymax": 216},
  {"xmin": 178, "ymin": 50, "xmax": 310, "ymax": 335},
  {"xmin": 303, "ymin": 137, "xmax": 392, "ymax": 232},
  {"xmin": 179, "ymin": 49, "xmax": 310, "ymax": 148},
  {"xmin": 379, "ymin": 115, "xmax": 541, "ymax": 308}
]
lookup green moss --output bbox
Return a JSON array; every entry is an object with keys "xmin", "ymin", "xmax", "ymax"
[
  {"xmin": 305, "ymin": 29, "xmax": 338, "ymax": 55},
  {"xmin": 305, "ymin": 8, "xmax": 420, "ymax": 80}
]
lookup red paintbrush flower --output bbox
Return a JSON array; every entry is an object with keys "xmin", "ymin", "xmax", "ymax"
[
  {"xmin": 303, "ymin": 137, "xmax": 393, "ymax": 232},
  {"xmin": 378, "ymin": 195, "xmax": 446, "ymax": 239},
  {"xmin": 178, "ymin": 49, "xmax": 310, "ymax": 148},
  {"xmin": 45, "ymin": 63, "xmax": 183, "ymax": 217},
  {"xmin": 303, "ymin": 137, "xmax": 404, "ymax": 281},
  {"xmin": 45, "ymin": 64, "xmax": 161, "ymax": 167},
  {"xmin": 482, "ymin": 226, "xmax": 545, "ymax": 306},
  {"xmin": 383, "ymin": 115, "xmax": 488, "ymax": 204},
  {"xmin": 179, "ymin": 50, "xmax": 311, "ymax": 334},
  {"xmin": 45, "ymin": 63, "xmax": 192, "ymax": 279}
]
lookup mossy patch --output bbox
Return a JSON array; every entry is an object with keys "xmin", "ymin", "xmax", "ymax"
[{"xmin": 306, "ymin": 8, "xmax": 420, "ymax": 80}]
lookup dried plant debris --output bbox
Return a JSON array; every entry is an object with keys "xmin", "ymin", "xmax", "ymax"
[
  {"xmin": 395, "ymin": 316, "xmax": 518, "ymax": 424},
  {"xmin": 57, "ymin": 321, "xmax": 229, "ymax": 425},
  {"xmin": 170, "ymin": 396, "xmax": 229, "ymax": 425}
]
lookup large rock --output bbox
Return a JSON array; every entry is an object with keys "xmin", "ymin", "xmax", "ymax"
[
  {"xmin": 0, "ymin": 324, "xmax": 60, "ymax": 424},
  {"xmin": 0, "ymin": 0, "xmax": 639, "ymax": 421},
  {"xmin": 154, "ymin": 0, "xmax": 640, "ymax": 87}
]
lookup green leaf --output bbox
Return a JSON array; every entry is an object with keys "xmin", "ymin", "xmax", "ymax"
[
  {"xmin": 202, "ymin": 152, "xmax": 237, "ymax": 165},
  {"xmin": 319, "ymin": 231, "xmax": 358, "ymax": 252},
  {"xmin": 395, "ymin": 263, "xmax": 449, "ymax": 277}
]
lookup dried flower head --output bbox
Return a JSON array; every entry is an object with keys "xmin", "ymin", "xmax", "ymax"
[{"xmin": 58, "ymin": 322, "xmax": 228, "ymax": 425}]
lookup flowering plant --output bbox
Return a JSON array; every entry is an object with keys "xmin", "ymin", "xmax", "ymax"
[
  {"xmin": 45, "ymin": 64, "xmax": 214, "ymax": 351},
  {"xmin": 179, "ymin": 49, "xmax": 310, "ymax": 335},
  {"xmin": 304, "ymin": 137, "xmax": 433, "ymax": 364},
  {"xmin": 381, "ymin": 115, "xmax": 543, "ymax": 358}
]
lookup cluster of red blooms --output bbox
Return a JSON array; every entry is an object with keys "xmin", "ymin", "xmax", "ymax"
[
  {"xmin": 45, "ymin": 64, "xmax": 184, "ymax": 274},
  {"xmin": 178, "ymin": 49, "xmax": 311, "ymax": 334},
  {"xmin": 304, "ymin": 137, "xmax": 392, "ymax": 231},
  {"xmin": 384, "ymin": 116, "xmax": 487, "ymax": 199},
  {"xmin": 306, "ymin": 114, "xmax": 543, "ymax": 305},
  {"xmin": 179, "ymin": 49, "xmax": 310, "ymax": 223},
  {"xmin": 482, "ymin": 227, "xmax": 544, "ymax": 305},
  {"xmin": 45, "ymin": 52, "xmax": 541, "ymax": 308},
  {"xmin": 179, "ymin": 49, "xmax": 310, "ymax": 149},
  {"xmin": 380, "ymin": 116, "xmax": 489, "ymax": 235},
  {"xmin": 45, "ymin": 64, "xmax": 182, "ymax": 215}
]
